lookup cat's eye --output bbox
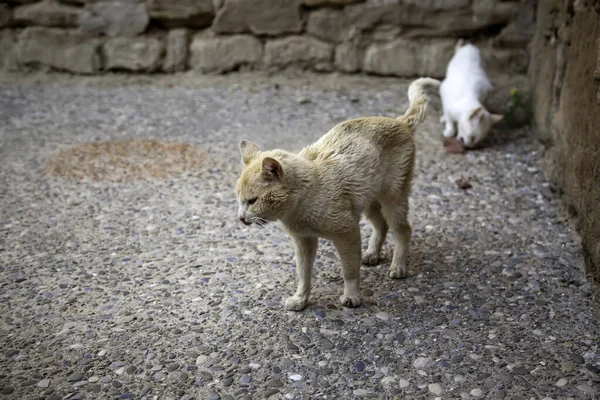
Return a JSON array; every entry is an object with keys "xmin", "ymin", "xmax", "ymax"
[{"xmin": 247, "ymin": 197, "xmax": 258, "ymax": 205}]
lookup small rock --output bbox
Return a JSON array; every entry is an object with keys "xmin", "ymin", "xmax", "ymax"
[
  {"xmin": 297, "ymin": 97, "xmax": 311, "ymax": 104},
  {"xmin": 353, "ymin": 389, "xmax": 370, "ymax": 397},
  {"xmin": 267, "ymin": 379, "xmax": 284, "ymax": 388},
  {"xmin": 375, "ymin": 312, "xmax": 390, "ymax": 320},
  {"xmin": 288, "ymin": 374, "xmax": 302, "ymax": 381},
  {"xmin": 0, "ymin": 388, "xmax": 14, "ymax": 395},
  {"xmin": 354, "ymin": 361, "xmax": 366, "ymax": 373},
  {"xmin": 512, "ymin": 366, "xmax": 529, "ymax": 375},
  {"xmin": 399, "ymin": 379, "xmax": 410, "ymax": 388},
  {"xmin": 455, "ymin": 177, "xmax": 472, "ymax": 189},
  {"xmin": 428, "ymin": 383, "xmax": 443, "ymax": 395},
  {"xmin": 555, "ymin": 378, "xmax": 568, "ymax": 387},
  {"xmin": 37, "ymin": 379, "xmax": 50, "ymax": 388},
  {"xmin": 381, "ymin": 376, "xmax": 396, "ymax": 387},
  {"xmin": 471, "ymin": 388, "xmax": 483, "ymax": 397},
  {"xmin": 570, "ymin": 353, "xmax": 585, "ymax": 364},
  {"xmin": 413, "ymin": 357, "xmax": 431, "ymax": 369},
  {"xmin": 196, "ymin": 355, "xmax": 208, "ymax": 364},
  {"xmin": 264, "ymin": 389, "xmax": 279, "ymax": 398},
  {"xmin": 577, "ymin": 384, "xmax": 596, "ymax": 394},
  {"xmin": 67, "ymin": 372, "xmax": 84, "ymax": 382}
]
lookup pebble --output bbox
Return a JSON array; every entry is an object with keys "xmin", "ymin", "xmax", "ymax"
[
  {"xmin": 353, "ymin": 389, "xmax": 371, "ymax": 397},
  {"xmin": 512, "ymin": 366, "xmax": 529, "ymax": 375},
  {"xmin": 381, "ymin": 376, "xmax": 396, "ymax": 387},
  {"xmin": 196, "ymin": 355, "xmax": 208, "ymax": 365},
  {"xmin": 37, "ymin": 379, "xmax": 50, "ymax": 388},
  {"xmin": 375, "ymin": 312, "xmax": 390, "ymax": 320},
  {"xmin": 267, "ymin": 379, "xmax": 284, "ymax": 388},
  {"xmin": 555, "ymin": 378, "xmax": 568, "ymax": 387},
  {"xmin": 354, "ymin": 361, "xmax": 366, "ymax": 372},
  {"xmin": 289, "ymin": 374, "xmax": 302, "ymax": 381},
  {"xmin": 413, "ymin": 357, "xmax": 431, "ymax": 369},
  {"xmin": 570, "ymin": 354, "xmax": 585, "ymax": 364},
  {"xmin": 399, "ymin": 379, "xmax": 410, "ymax": 389},
  {"xmin": 67, "ymin": 372, "xmax": 84, "ymax": 382},
  {"xmin": 0, "ymin": 387, "xmax": 14, "ymax": 394},
  {"xmin": 470, "ymin": 388, "xmax": 483, "ymax": 397},
  {"xmin": 428, "ymin": 383, "xmax": 443, "ymax": 395}
]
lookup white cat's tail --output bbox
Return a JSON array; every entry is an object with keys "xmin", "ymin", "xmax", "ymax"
[
  {"xmin": 400, "ymin": 77, "xmax": 440, "ymax": 129},
  {"xmin": 455, "ymin": 38, "xmax": 465, "ymax": 53}
]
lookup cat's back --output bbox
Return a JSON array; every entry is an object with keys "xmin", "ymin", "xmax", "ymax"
[
  {"xmin": 306, "ymin": 117, "xmax": 411, "ymax": 156},
  {"xmin": 442, "ymin": 44, "xmax": 491, "ymax": 100}
]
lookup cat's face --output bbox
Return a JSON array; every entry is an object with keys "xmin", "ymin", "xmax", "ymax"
[
  {"xmin": 458, "ymin": 107, "xmax": 503, "ymax": 148},
  {"xmin": 235, "ymin": 140, "xmax": 293, "ymax": 226}
]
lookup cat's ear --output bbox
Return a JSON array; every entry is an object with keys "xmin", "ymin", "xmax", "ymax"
[
  {"xmin": 262, "ymin": 157, "xmax": 283, "ymax": 180},
  {"xmin": 239, "ymin": 140, "xmax": 260, "ymax": 165},
  {"xmin": 490, "ymin": 113, "xmax": 504, "ymax": 124},
  {"xmin": 469, "ymin": 107, "xmax": 483, "ymax": 120}
]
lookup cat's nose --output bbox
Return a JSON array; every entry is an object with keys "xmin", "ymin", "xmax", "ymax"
[{"xmin": 458, "ymin": 137, "xmax": 465, "ymax": 144}]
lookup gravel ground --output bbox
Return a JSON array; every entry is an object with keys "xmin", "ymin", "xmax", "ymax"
[{"xmin": 0, "ymin": 71, "xmax": 599, "ymax": 400}]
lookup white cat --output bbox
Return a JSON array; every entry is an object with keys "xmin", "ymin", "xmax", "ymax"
[{"xmin": 440, "ymin": 41, "xmax": 503, "ymax": 148}]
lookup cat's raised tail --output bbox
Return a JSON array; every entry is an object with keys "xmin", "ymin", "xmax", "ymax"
[{"xmin": 399, "ymin": 77, "xmax": 441, "ymax": 129}]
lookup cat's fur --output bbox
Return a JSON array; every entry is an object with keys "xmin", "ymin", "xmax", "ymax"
[
  {"xmin": 235, "ymin": 78, "xmax": 440, "ymax": 311},
  {"xmin": 440, "ymin": 40, "xmax": 503, "ymax": 148}
]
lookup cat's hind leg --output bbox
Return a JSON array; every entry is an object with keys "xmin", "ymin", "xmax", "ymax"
[
  {"xmin": 362, "ymin": 202, "xmax": 388, "ymax": 266},
  {"xmin": 382, "ymin": 198, "xmax": 411, "ymax": 279},
  {"xmin": 285, "ymin": 236, "xmax": 318, "ymax": 311}
]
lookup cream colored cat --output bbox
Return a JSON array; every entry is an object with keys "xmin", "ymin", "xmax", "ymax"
[{"xmin": 235, "ymin": 78, "xmax": 440, "ymax": 311}]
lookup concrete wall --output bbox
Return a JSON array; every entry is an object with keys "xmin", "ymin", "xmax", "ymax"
[
  {"xmin": 0, "ymin": 0, "xmax": 532, "ymax": 77},
  {"xmin": 529, "ymin": 0, "xmax": 600, "ymax": 281}
]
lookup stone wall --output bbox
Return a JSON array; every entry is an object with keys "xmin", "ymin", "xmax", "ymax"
[
  {"xmin": 529, "ymin": 0, "xmax": 600, "ymax": 281},
  {"xmin": 0, "ymin": 0, "xmax": 533, "ymax": 77}
]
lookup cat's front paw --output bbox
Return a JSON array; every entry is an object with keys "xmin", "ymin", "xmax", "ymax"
[
  {"xmin": 339, "ymin": 293, "xmax": 361, "ymax": 308},
  {"xmin": 285, "ymin": 295, "xmax": 308, "ymax": 311},
  {"xmin": 388, "ymin": 265, "xmax": 408, "ymax": 279},
  {"xmin": 361, "ymin": 252, "xmax": 380, "ymax": 266},
  {"xmin": 443, "ymin": 127, "xmax": 456, "ymax": 138}
]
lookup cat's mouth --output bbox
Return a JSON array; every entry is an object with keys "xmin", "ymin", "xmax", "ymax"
[{"xmin": 240, "ymin": 217, "xmax": 269, "ymax": 226}]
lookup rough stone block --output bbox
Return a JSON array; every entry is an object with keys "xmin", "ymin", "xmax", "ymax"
[
  {"xmin": 344, "ymin": 0, "xmax": 402, "ymax": 31},
  {"xmin": 104, "ymin": 36, "xmax": 164, "ymax": 72},
  {"xmin": 163, "ymin": 29, "xmax": 189, "ymax": 72},
  {"xmin": 0, "ymin": 30, "xmax": 18, "ymax": 71},
  {"xmin": 401, "ymin": 0, "xmax": 469, "ymax": 10},
  {"xmin": 346, "ymin": 0, "xmax": 520, "ymax": 38},
  {"xmin": 0, "ymin": 4, "xmax": 12, "ymax": 27},
  {"xmin": 307, "ymin": 8, "xmax": 351, "ymax": 43},
  {"xmin": 80, "ymin": 0, "xmax": 149, "ymax": 37},
  {"xmin": 363, "ymin": 38, "xmax": 454, "ymax": 78},
  {"xmin": 189, "ymin": 34, "xmax": 262, "ymax": 73},
  {"xmin": 303, "ymin": 0, "xmax": 363, "ymax": 6},
  {"xmin": 146, "ymin": 0, "xmax": 214, "ymax": 28},
  {"xmin": 214, "ymin": 0, "xmax": 301, "ymax": 36},
  {"xmin": 264, "ymin": 36, "xmax": 333, "ymax": 69},
  {"xmin": 14, "ymin": 0, "xmax": 81, "ymax": 27},
  {"xmin": 334, "ymin": 42, "xmax": 360, "ymax": 73},
  {"xmin": 17, "ymin": 27, "xmax": 101, "ymax": 73}
]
